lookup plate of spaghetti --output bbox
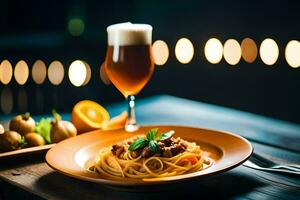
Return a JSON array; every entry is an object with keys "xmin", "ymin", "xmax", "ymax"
[{"xmin": 46, "ymin": 125, "xmax": 252, "ymax": 188}]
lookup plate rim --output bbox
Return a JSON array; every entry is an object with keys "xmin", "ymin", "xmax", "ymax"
[{"xmin": 46, "ymin": 124, "xmax": 253, "ymax": 186}]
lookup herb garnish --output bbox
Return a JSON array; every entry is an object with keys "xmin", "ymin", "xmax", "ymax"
[
  {"xmin": 156, "ymin": 130, "xmax": 174, "ymax": 141},
  {"xmin": 128, "ymin": 138, "xmax": 148, "ymax": 151},
  {"xmin": 128, "ymin": 129, "xmax": 174, "ymax": 153}
]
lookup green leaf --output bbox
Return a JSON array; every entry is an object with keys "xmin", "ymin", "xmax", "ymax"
[
  {"xmin": 52, "ymin": 109, "xmax": 61, "ymax": 122},
  {"xmin": 128, "ymin": 138, "xmax": 148, "ymax": 151},
  {"xmin": 20, "ymin": 136, "xmax": 27, "ymax": 148},
  {"xmin": 35, "ymin": 118, "xmax": 52, "ymax": 143},
  {"xmin": 24, "ymin": 112, "xmax": 30, "ymax": 120},
  {"xmin": 156, "ymin": 130, "xmax": 175, "ymax": 141},
  {"xmin": 149, "ymin": 140, "xmax": 160, "ymax": 153},
  {"xmin": 146, "ymin": 128, "xmax": 158, "ymax": 141}
]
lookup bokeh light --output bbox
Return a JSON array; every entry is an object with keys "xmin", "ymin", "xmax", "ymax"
[
  {"xmin": 68, "ymin": 60, "xmax": 87, "ymax": 87},
  {"xmin": 82, "ymin": 61, "xmax": 91, "ymax": 86},
  {"xmin": 14, "ymin": 60, "xmax": 29, "ymax": 85},
  {"xmin": 241, "ymin": 38, "xmax": 257, "ymax": 63},
  {"xmin": 18, "ymin": 88, "xmax": 28, "ymax": 113},
  {"xmin": 35, "ymin": 89, "xmax": 44, "ymax": 113},
  {"xmin": 152, "ymin": 40, "xmax": 169, "ymax": 66},
  {"xmin": 175, "ymin": 38, "xmax": 194, "ymax": 64},
  {"xmin": 32, "ymin": 60, "xmax": 47, "ymax": 84},
  {"xmin": 1, "ymin": 87, "xmax": 13, "ymax": 114},
  {"xmin": 48, "ymin": 61, "xmax": 64, "ymax": 85},
  {"xmin": 0, "ymin": 60, "xmax": 13, "ymax": 85},
  {"xmin": 68, "ymin": 18, "xmax": 85, "ymax": 36},
  {"xmin": 205, "ymin": 38, "xmax": 223, "ymax": 64},
  {"xmin": 100, "ymin": 63, "xmax": 111, "ymax": 85},
  {"xmin": 223, "ymin": 39, "xmax": 242, "ymax": 65},
  {"xmin": 285, "ymin": 40, "xmax": 300, "ymax": 68},
  {"xmin": 259, "ymin": 38, "xmax": 279, "ymax": 65}
]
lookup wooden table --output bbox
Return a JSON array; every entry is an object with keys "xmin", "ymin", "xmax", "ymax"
[{"xmin": 1, "ymin": 95, "xmax": 300, "ymax": 199}]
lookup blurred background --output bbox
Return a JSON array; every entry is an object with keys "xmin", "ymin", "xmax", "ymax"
[{"xmin": 0, "ymin": 0, "xmax": 299, "ymax": 123}]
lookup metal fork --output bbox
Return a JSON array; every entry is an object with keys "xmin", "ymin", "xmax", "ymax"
[{"xmin": 243, "ymin": 153, "xmax": 300, "ymax": 175}]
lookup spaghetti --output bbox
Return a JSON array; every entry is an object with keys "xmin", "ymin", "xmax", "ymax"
[{"xmin": 91, "ymin": 129, "xmax": 212, "ymax": 180}]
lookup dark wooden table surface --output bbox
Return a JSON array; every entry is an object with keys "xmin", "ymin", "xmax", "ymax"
[{"xmin": 1, "ymin": 95, "xmax": 300, "ymax": 200}]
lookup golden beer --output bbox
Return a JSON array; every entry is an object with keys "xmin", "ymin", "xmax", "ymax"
[{"xmin": 104, "ymin": 23, "xmax": 154, "ymax": 131}]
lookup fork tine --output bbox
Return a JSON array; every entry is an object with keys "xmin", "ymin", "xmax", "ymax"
[
  {"xmin": 249, "ymin": 155, "xmax": 268, "ymax": 167},
  {"xmin": 250, "ymin": 153, "xmax": 300, "ymax": 172},
  {"xmin": 288, "ymin": 164, "xmax": 300, "ymax": 170},
  {"xmin": 243, "ymin": 160, "xmax": 300, "ymax": 175},
  {"xmin": 251, "ymin": 153, "xmax": 275, "ymax": 166}
]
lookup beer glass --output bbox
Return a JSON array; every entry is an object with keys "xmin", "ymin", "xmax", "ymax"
[{"xmin": 104, "ymin": 23, "xmax": 154, "ymax": 132}]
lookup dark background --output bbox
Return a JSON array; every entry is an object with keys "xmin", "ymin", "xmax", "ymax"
[{"xmin": 0, "ymin": 0, "xmax": 299, "ymax": 123}]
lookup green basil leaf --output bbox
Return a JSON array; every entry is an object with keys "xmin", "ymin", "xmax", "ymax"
[
  {"xmin": 35, "ymin": 118, "xmax": 52, "ymax": 143},
  {"xmin": 149, "ymin": 140, "xmax": 160, "ymax": 153},
  {"xmin": 146, "ymin": 128, "xmax": 158, "ymax": 141},
  {"xmin": 128, "ymin": 138, "xmax": 148, "ymax": 151},
  {"xmin": 156, "ymin": 130, "xmax": 175, "ymax": 141}
]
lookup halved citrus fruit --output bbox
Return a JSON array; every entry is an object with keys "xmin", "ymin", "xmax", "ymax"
[
  {"xmin": 102, "ymin": 111, "xmax": 128, "ymax": 130},
  {"xmin": 71, "ymin": 100, "xmax": 110, "ymax": 134}
]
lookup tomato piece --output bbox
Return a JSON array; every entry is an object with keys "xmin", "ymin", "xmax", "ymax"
[
  {"xmin": 178, "ymin": 159, "xmax": 190, "ymax": 166},
  {"xmin": 187, "ymin": 156, "xmax": 198, "ymax": 165},
  {"xmin": 178, "ymin": 156, "xmax": 198, "ymax": 166}
]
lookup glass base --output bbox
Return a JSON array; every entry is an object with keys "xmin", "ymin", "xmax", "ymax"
[{"xmin": 125, "ymin": 123, "xmax": 139, "ymax": 132}]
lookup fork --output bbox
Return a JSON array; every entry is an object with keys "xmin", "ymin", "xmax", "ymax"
[{"xmin": 243, "ymin": 153, "xmax": 300, "ymax": 175}]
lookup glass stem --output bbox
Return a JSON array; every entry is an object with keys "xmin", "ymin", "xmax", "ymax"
[{"xmin": 125, "ymin": 95, "xmax": 139, "ymax": 132}]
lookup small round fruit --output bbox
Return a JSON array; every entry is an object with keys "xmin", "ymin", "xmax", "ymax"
[
  {"xmin": 50, "ymin": 120, "xmax": 77, "ymax": 143},
  {"xmin": 25, "ymin": 133, "xmax": 46, "ymax": 147},
  {"xmin": 102, "ymin": 111, "xmax": 128, "ymax": 130},
  {"xmin": 71, "ymin": 100, "xmax": 110, "ymax": 134},
  {"xmin": 9, "ymin": 113, "xmax": 35, "ymax": 136},
  {"xmin": 0, "ymin": 131, "xmax": 22, "ymax": 151}
]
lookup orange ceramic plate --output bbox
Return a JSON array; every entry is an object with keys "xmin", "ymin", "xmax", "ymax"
[{"xmin": 46, "ymin": 125, "xmax": 252, "ymax": 187}]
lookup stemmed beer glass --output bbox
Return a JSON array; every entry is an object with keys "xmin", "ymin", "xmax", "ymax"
[{"xmin": 104, "ymin": 23, "xmax": 154, "ymax": 132}]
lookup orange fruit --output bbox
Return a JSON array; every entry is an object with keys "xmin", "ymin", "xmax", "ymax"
[
  {"xmin": 71, "ymin": 100, "xmax": 110, "ymax": 134},
  {"xmin": 102, "ymin": 111, "xmax": 128, "ymax": 130}
]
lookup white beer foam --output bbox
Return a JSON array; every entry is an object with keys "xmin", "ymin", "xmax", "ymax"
[{"xmin": 107, "ymin": 22, "xmax": 152, "ymax": 46}]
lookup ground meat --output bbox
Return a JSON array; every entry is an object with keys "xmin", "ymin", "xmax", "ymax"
[
  {"xmin": 162, "ymin": 148, "xmax": 173, "ymax": 157},
  {"xmin": 172, "ymin": 137, "xmax": 181, "ymax": 144},
  {"xmin": 111, "ymin": 144, "xmax": 124, "ymax": 157},
  {"xmin": 160, "ymin": 137, "xmax": 173, "ymax": 146},
  {"xmin": 112, "ymin": 136, "xmax": 188, "ymax": 159},
  {"xmin": 161, "ymin": 137, "xmax": 183, "ymax": 147},
  {"xmin": 170, "ymin": 143, "xmax": 186, "ymax": 155},
  {"xmin": 161, "ymin": 140, "xmax": 187, "ymax": 157},
  {"xmin": 141, "ymin": 146, "xmax": 154, "ymax": 158},
  {"xmin": 131, "ymin": 149, "xmax": 142, "ymax": 158},
  {"xmin": 158, "ymin": 141, "xmax": 165, "ymax": 149},
  {"xmin": 179, "ymin": 140, "xmax": 188, "ymax": 148}
]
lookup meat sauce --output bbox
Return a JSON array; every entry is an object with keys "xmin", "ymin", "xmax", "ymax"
[{"xmin": 111, "ymin": 136, "xmax": 188, "ymax": 159}]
